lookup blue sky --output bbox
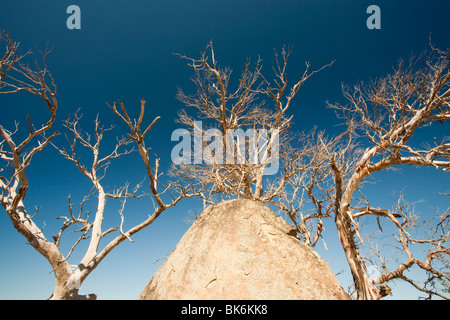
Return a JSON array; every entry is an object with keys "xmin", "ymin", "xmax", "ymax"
[{"xmin": 0, "ymin": 0, "xmax": 449, "ymax": 299}]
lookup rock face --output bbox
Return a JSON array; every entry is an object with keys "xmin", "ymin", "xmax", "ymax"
[{"xmin": 138, "ymin": 199, "xmax": 350, "ymax": 300}]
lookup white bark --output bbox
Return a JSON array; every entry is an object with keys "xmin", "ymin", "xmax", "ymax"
[{"xmin": 1, "ymin": 32, "xmax": 192, "ymax": 299}]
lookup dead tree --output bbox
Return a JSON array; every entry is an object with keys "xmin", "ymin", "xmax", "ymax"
[
  {"xmin": 328, "ymin": 43, "xmax": 450, "ymax": 299},
  {"xmin": 172, "ymin": 42, "xmax": 333, "ymax": 208},
  {"xmin": 0, "ymin": 31, "xmax": 194, "ymax": 299},
  {"xmin": 173, "ymin": 42, "xmax": 350, "ymax": 260}
]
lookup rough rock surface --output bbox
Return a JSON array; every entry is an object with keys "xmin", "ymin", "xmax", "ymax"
[{"xmin": 138, "ymin": 199, "xmax": 350, "ymax": 300}]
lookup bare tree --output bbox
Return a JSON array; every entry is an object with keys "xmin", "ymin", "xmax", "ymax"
[
  {"xmin": 172, "ymin": 42, "xmax": 334, "ymax": 208},
  {"xmin": 328, "ymin": 43, "xmax": 450, "ymax": 299},
  {"xmin": 0, "ymin": 31, "xmax": 194, "ymax": 299}
]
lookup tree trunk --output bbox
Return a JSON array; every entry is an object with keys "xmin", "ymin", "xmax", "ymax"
[
  {"xmin": 6, "ymin": 199, "xmax": 96, "ymax": 300},
  {"xmin": 49, "ymin": 284, "xmax": 97, "ymax": 300},
  {"xmin": 48, "ymin": 264, "xmax": 97, "ymax": 300},
  {"xmin": 334, "ymin": 210, "xmax": 379, "ymax": 300},
  {"xmin": 331, "ymin": 157, "xmax": 381, "ymax": 300}
]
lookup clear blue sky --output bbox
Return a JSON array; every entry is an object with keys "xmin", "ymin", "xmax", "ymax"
[{"xmin": 0, "ymin": 0, "xmax": 448, "ymax": 299}]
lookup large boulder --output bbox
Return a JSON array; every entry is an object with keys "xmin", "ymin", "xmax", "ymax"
[{"xmin": 138, "ymin": 199, "xmax": 350, "ymax": 300}]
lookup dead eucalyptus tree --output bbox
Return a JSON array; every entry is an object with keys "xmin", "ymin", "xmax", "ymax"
[
  {"xmin": 328, "ymin": 43, "xmax": 450, "ymax": 299},
  {"xmin": 172, "ymin": 42, "xmax": 333, "ymax": 209},
  {"xmin": 0, "ymin": 31, "xmax": 194, "ymax": 299}
]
